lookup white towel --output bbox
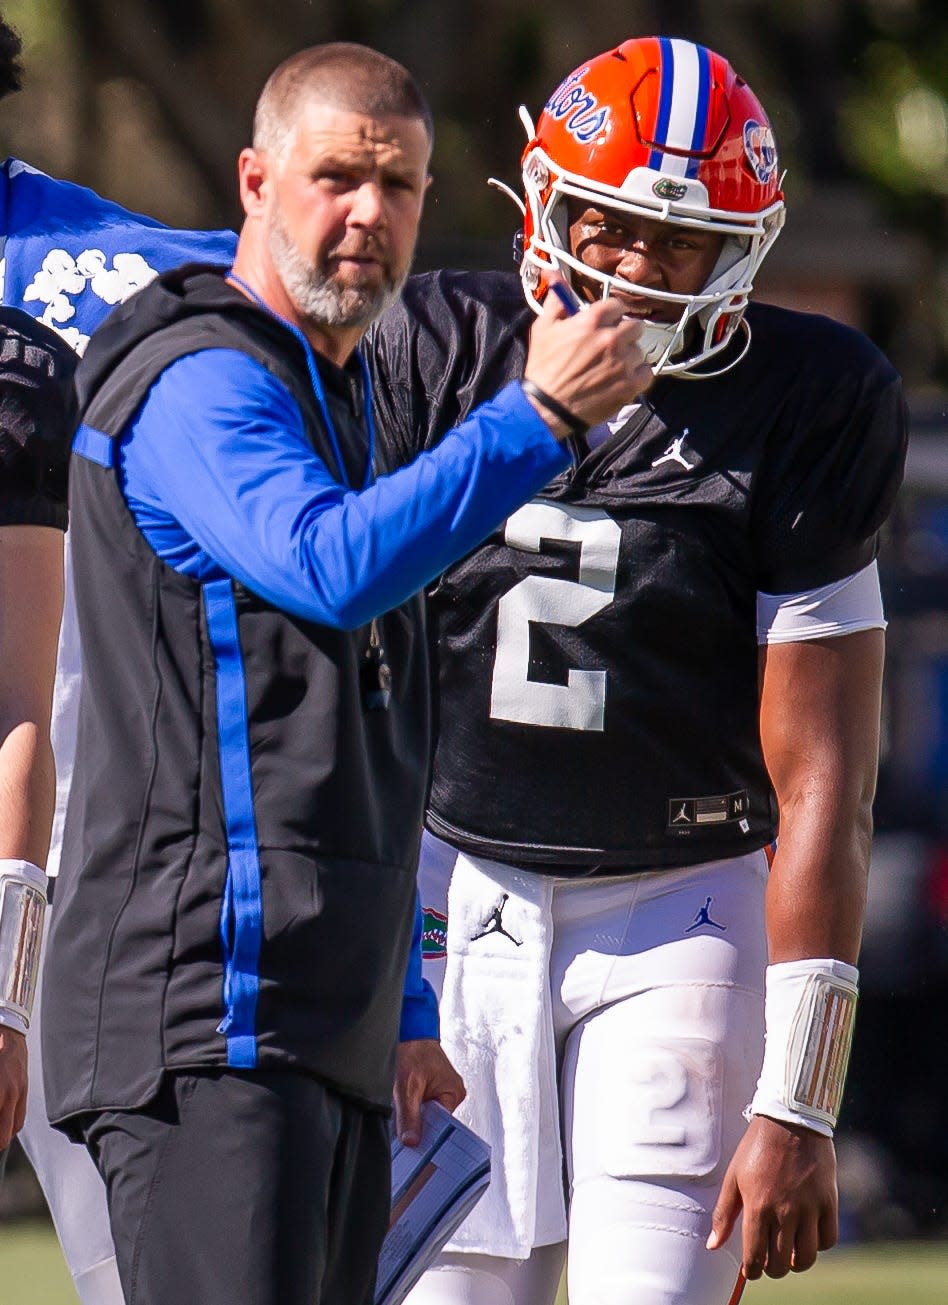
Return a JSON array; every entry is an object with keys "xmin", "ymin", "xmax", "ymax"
[{"xmin": 438, "ymin": 850, "xmax": 567, "ymax": 1257}]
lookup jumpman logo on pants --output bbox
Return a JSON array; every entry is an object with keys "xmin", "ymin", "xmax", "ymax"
[
  {"xmin": 471, "ymin": 893, "xmax": 522, "ymax": 946},
  {"xmin": 684, "ymin": 895, "xmax": 727, "ymax": 932}
]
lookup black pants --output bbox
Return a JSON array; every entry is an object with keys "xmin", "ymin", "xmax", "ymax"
[{"xmin": 80, "ymin": 1069, "xmax": 390, "ymax": 1305}]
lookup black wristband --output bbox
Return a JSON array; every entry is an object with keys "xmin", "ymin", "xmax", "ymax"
[{"xmin": 521, "ymin": 378, "xmax": 589, "ymax": 438}]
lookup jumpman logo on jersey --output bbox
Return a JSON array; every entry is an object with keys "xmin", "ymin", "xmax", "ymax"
[
  {"xmin": 652, "ymin": 430, "xmax": 695, "ymax": 471},
  {"xmin": 684, "ymin": 896, "xmax": 726, "ymax": 933},
  {"xmin": 471, "ymin": 894, "xmax": 522, "ymax": 946}
]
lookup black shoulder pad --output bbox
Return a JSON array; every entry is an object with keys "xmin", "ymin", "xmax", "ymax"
[{"xmin": 0, "ymin": 306, "xmax": 77, "ymax": 526}]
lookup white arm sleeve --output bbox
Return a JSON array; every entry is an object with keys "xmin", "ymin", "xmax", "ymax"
[{"xmin": 756, "ymin": 560, "xmax": 886, "ymax": 646}]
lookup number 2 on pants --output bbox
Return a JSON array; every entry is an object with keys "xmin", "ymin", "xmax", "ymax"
[{"xmin": 489, "ymin": 502, "xmax": 621, "ymax": 731}]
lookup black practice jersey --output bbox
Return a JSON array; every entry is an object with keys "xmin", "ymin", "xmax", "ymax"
[
  {"xmin": 0, "ymin": 305, "xmax": 75, "ymax": 529},
  {"xmin": 367, "ymin": 271, "xmax": 907, "ymax": 870}
]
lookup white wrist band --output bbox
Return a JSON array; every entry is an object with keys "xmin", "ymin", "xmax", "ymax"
[
  {"xmin": 0, "ymin": 859, "xmax": 48, "ymax": 1034},
  {"xmin": 748, "ymin": 958, "xmax": 858, "ymax": 1137}
]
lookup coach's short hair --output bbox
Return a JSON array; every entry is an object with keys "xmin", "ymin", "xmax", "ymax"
[
  {"xmin": 0, "ymin": 14, "xmax": 23, "ymax": 101},
  {"xmin": 253, "ymin": 43, "xmax": 433, "ymax": 162}
]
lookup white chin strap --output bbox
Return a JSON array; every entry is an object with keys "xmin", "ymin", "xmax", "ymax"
[{"xmin": 636, "ymin": 319, "xmax": 682, "ymax": 369}]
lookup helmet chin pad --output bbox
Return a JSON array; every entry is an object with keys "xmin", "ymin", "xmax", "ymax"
[{"xmin": 636, "ymin": 319, "xmax": 681, "ymax": 368}]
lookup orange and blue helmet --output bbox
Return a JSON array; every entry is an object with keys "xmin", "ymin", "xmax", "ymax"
[{"xmin": 513, "ymin": 37, "xmax": 785, "ymax": 377}]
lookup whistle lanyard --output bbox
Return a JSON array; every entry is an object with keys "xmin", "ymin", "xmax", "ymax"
[
  {"xmin": 227, "ymin": 271, "xmax": 376, "ymax": 491},
  {"xmin": 228, "ymin": 271, "xmax": 392, "ymax": 709}
]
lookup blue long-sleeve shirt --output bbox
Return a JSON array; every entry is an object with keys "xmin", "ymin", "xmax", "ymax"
[
  {"xmin": 117, "ymin": 344, "xmax": 570, "ymax": 1041},
  {"xmin": 120, "ymin": 348, "xmax": 567, "ymax": 621}
]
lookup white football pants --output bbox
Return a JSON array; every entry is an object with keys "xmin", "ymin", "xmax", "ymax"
[
  {"xmin": 20, "ymin": 914, "xmax": 125, "ymax": 1305},
  {"xmin": 406, "ymin": 835, "xmax": 768, "ymax": 1305}
]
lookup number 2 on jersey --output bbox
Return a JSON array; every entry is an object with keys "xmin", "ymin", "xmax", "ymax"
[{"xmin": 489, "ymin": 502, "xmax": 621, "ymax": 731}]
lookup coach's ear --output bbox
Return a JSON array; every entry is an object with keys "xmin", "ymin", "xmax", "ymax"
[
  {"xmin": 394, "ymin": 1040, "xmax": 465, "ymax": 1146},
  {"xmin": 238, "ymin": 147, "xmax": 272, "ymax": 221}
]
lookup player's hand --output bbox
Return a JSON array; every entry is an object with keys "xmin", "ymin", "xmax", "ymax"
[
  {"xmin": 522, "ymin": 277, "xmax": 653, "ymax": 439},
  {"xmin": 707, "ymin": 1114, "xmax": 838, "ymax": 1280},
  {"xmin": 0, "ymin": 1026, "xmax": 28, "ymax": 1149},
  {"xmin": 394, "ymin": 1038, "xmax": 465, "ymax": 1147}
]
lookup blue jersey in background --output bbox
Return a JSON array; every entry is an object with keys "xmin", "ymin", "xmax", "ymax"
[{"xmin": 0, "ymin": 157, "xmax": 237, "ymax": 346}]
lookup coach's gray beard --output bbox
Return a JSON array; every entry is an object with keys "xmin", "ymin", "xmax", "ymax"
[{"xmin": 267, "ymin": 214, "xmax": 404, "ymax": 330}]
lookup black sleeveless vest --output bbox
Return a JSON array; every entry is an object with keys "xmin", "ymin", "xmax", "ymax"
[{"xmin": 44, "ymin": 267, "xmax": 431, "ymax": 1124}]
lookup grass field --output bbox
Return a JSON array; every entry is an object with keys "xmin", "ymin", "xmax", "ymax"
[
  {"xmin": 0, "ymin": 1221, "xmax": 76, "ymax": 1303},
  {"xmin": 1, "ymin": 1219, "xmax": 946, "ymax": 1304},
  {"xmin": 552, "ymin": 1244, "xmax": 948, "ymax": 1305}
]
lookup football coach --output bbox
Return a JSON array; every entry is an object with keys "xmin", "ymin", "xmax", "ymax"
[{"xmin": 41, "ymin": 42, "xmax": 651, "ymax": 1305}]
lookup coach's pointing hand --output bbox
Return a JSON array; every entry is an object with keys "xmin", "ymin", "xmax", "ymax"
[{"xmin": 520, "ymin": 278, "xmax": 653, "ymax": 440}]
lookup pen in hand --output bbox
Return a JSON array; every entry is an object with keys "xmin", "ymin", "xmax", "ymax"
[{"xmin": 548, "ymin": 280, "xmax": 580, "ymax": 316}]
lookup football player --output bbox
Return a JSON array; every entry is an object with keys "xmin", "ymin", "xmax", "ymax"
[
  {"xmin": 369, "ymin": 36, "xmax": 907, "ymax": 1305},
  {"xmin": 0, "ymin": 305, "xmax": 74, "ymax": 1163}
]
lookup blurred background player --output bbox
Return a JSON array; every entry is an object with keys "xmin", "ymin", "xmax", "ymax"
[
  {"xmin": 0, "ymin": 11, "xmax": 236, "ymax": 1302},
  {"xmin": 370, "ymin": 36, "xmax": 907, "ymax": 1305},
  {"xmin": 0, "ymin": 304, "xmax": 74, "ymax": 1174}
]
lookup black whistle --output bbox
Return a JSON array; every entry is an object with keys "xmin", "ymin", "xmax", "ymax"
[{"xmin": 362, "ymin": 620, "xmax": 392, "ymax": 710}]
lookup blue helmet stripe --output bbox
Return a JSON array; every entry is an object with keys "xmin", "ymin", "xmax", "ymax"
[
  {"xmin": 687, "ymin": 45, "xmax": 712, "ymax": 177},
  {"xmin": 649, "ymin": 37, "xmax": 677, "ymax": 170}
]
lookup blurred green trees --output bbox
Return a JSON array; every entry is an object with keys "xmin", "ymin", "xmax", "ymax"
[{"xmin": 1, "ymin": 0, "xmax": 945, "ymax": 378}]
